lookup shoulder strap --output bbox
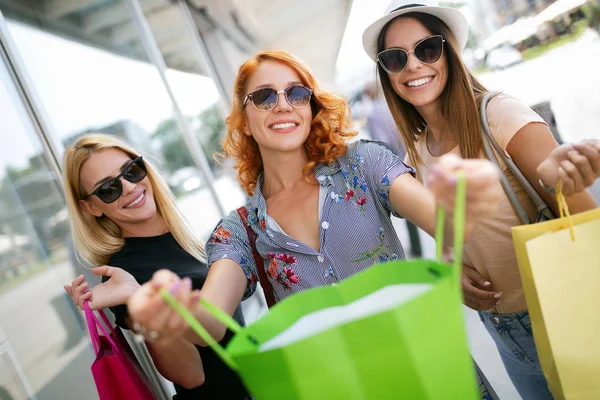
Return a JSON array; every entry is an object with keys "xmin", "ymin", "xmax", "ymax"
[
  {"xmin": 236, "ymin": 206, "xmax": 277, "ymax": 308},
  {"xmin": 480, "ymin": 92, "xmax": 555, "ymax": 224}
]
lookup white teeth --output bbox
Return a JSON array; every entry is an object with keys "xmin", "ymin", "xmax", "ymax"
[
  {"xmin": 406, "ymin": 77, "xmax": 432, "ymax": 87},
  {"xmin": 125, "ymin": 192, "xmax": 144, "ymax": 208},
  {"xmin": 271, "ymin": 122, "xmax": 296, "ymax": 130}
]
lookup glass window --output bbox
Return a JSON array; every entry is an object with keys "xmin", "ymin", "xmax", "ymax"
[
  {"xmin": 4, "ymin": 0, "xmax": 245, "ymax": 240},
  {"xmin": 0, "ymin": 43, "xmax": 97, "ymax": 399}
]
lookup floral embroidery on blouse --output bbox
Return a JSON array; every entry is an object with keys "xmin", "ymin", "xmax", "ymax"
[
  {"xmin": 266, "ymin": 252, "xmax": 300, "ymax": 290},
  {"xmin": 378, "ymin": 175, "xmax": 392, "ymax": 204},
  {"xmin": 240, "ymin": 257, "xmax": 258, "ymax": 284},
  {"xmin": 353, "ymin": 227, "xmax": 399, "ymax": 264},
  {"xmin": 259, "ymin": 215, "xmax": 267, "ymax": 231},
  {"xmin": 246, "ymin": 209, "xmax": 258, "ymax": 226},
  {"xmin": 323, "ymin": 265, "xmax": 336, "ymax": 279},
  {"xmin": 209, "ymin": 225, "xmax": 232, "ymax": 244},
  {"xmin": 331, "ymin": 154, "xmax": 369, "ymax": 213}
]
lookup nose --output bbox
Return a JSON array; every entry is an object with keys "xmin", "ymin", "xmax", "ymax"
[
  {"xmin": 120, "ymin": 177, "xmax": 137, "ymax": 197},
  {"xmin": 273, "ymin": 90, "xmax": 292, "ymax": 113},
  {"xmin": 404, "ymin": 51, "xmax": 422, "ymax": 72}
]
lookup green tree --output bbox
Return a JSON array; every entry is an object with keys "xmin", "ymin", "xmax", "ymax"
[
  {"xmin": 151, "ymin": 119, "xmax": 194, "ymax": 173},
  {"xmin": 197, "ymin": 103, "xmax": 226, "ymax": 168},
  {"xmin": 151, "ymin": 103, "xmax": 227, "ymax": 173}
]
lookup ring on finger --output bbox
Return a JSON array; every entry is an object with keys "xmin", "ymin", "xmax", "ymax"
[
  {"xmin": 133, "ymin": 332, "xmax": 145, "ymax": 343},
  {"xmin": 147, "ymin": 330, "xmax": 160, "ymax": 341},
  {"xmin": 133, "ymin": 322, "xmax": 146, "ymax": 334}
]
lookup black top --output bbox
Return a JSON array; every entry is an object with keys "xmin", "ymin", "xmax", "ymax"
[{"xmin": 104, "ymin": 232, "xmax": 249, "ymax": 400}]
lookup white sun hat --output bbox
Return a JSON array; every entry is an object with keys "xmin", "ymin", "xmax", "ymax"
[{"xmin": 362, "ymin": 0, "xmax": 469, "ymax": 62}]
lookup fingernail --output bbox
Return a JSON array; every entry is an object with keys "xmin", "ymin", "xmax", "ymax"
[
  {"xmin": 496, "ymin": 300, "xmax": 501, "ymax": 305},
  {"xmin": 169, "ymin": 280, "xmax": 181, "ymax": 294},
  {"xmin": 152, "ymin": 281, "xmax": 162, "ymax": 289},
  {"xmin": 183, "ymin": 277, "xmax": 192, "ymax": 290},
  {"xmin": 430, "ymin": 167, "xmax": 442, "ymax": 177},
  {"xmin": 191, "ymin": 292, "xmax": 201, "ymax": 302},
  {"xmin": 483, "ymin": 281, "xmax": 491, "ymax": 287},
  {"xmin": 448, "ymin": 176, "xmax": 458, "ymax": 185},
  {"xmin": 494, "ymin": 292, "xmax": 503, "ymax": 299}
]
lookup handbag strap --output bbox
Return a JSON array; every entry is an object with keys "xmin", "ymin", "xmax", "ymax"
[
  {"xmin": 480, "ymin": 92, "xmax": 555, "ymax": 224},
  {"xmin": 236, "ymin": 206, "xmax": 277, "ymax": 308},
  {"xmin": 84, "ymin": 301, "xmax": 118, "ymax": 354},
  {"xmin": 83, "ymin": 300, "xmax": 100, "ymax": 354}
]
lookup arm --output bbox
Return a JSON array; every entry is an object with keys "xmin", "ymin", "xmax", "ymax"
[
  {"xmin": 506, "ymin": 124, "xmax": 597, "ymax": 214},
  {"xmin": 388, "ymin": 155, "xmax": 502, "ymax": 243},
  {"xmin": 184, "ymin": 259, "xmax": 247, "ymax": 346},
  {"xmin": 66, "ymin": 267, "xmax": 205, "ymax": 388},
  {"xmin": 127, "ymin": 261, "xmax": 248, "ymax": 348},
  {"xmin": 128, "ymin": 212, "xmax": 255, "ymax": 347}
]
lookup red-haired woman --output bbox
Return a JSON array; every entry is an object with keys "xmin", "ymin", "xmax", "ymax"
[{"xmin": 124, "ymin": 50, "xmax": 502, "ymax": 353}]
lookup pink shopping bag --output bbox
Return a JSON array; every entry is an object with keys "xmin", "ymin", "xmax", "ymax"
[{"xmin": 84, "ymin": 301, "xmax": 158, "ymax": 400}]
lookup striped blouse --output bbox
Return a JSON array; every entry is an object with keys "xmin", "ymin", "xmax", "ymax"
[{"xmin": 206, "ymin": 140, "xmax": 415, "ymax": 301}]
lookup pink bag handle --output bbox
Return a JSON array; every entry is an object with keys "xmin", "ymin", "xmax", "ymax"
[{"xmin": 83, "ymin": 301, "xmax": 119, "ymax": 355}]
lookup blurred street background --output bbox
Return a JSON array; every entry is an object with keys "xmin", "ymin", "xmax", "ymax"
[{"xmin": 0, "ymin": 0, "xmax": 599, "ymax": 399}]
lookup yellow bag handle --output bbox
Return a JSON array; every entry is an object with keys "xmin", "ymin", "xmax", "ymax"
[{"xmin": 555, "ymin": 181, "xmax": 575, "ymax": 241}]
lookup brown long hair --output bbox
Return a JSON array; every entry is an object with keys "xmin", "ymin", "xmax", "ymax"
[
  {"xmin": 377, "ymin": 13, "xmax": 489, "ymax": 170},
  {"xmin": 222, "ymin": 50, "xmax": 357, "ymax": 195}
]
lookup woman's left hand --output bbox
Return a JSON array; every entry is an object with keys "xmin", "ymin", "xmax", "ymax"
[
  {"xmin": 428, "ymin": 154, "xmax": 502, "ymax": 225},
  {"xmin": 537, "ymin": 140, "xmax": 600, "ymax": 196}
]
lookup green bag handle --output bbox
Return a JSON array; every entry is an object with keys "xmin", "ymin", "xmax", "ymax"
[
  {"xmin": 159, "ymin": 288, "xmax": 244, "ymax": 371},
  {"xmin": 160, "ymin": 174, "xmax": 467, "ymax": 370},
  {"xmin": 435, "ymin": 172, "xmax": 466, "ymax": 287}
]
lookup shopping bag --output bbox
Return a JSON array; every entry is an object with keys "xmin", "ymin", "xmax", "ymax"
[
  {"xmin": 163, "ymin": 176, "xmax": 480, "ymax": 399},
  {"xmin": 512, "ymin": 188, "xmax": 600, "ymax": 399},
  {"xmin": 83, "ymin": 301, "xmax": 158, "ymax": 400}
]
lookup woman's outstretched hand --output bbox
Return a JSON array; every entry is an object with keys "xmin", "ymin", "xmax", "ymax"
[
  {"xmin": 64, "ymin": 266, "xmax": 139, "ymax": 310},
  {"xmin": 537, "ymin": 140, "xmax": 600, "ymax": 196},
  {"xmin": 428, "ymin": 154, "xmax": 502, "ymax": 230}
]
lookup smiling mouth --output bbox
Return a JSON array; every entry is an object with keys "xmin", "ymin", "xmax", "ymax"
[
  {"xmin": 269, "ymin": 122, "xmax": 299, "ymax": 130},
  {"xmin": 124, "ymin": 191, "xmax": 145, "ymax": 208},
  {"xmin": 405, "ymin": 77, "xmax": 433, "ymax": 87}
]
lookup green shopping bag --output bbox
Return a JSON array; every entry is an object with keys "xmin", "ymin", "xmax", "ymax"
[{"xmin": 162, "ymin": 176, "xmax": 478, "ymax": 400}]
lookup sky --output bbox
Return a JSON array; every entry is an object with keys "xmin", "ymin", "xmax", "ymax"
[{"xmin": 335, "ymin": 0, "xmax": 391, "ymax": 90}]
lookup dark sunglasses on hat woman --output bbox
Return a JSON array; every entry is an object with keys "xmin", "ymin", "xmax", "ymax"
[
  {"xmin": 377, "ymin": 35, "xmax": 445, "ymax": 74},
  {"xmin": 82, "ymin": 156, "xmax": 148, "ymax": 204},
  {"xmin": 243, "ymin": 84, "xmax": 313, "ymax": 111}
]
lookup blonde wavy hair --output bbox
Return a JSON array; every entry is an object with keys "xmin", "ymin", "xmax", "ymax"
[
  {"xmin": 222, "ymin": 50, "xmax": 357, "ymax": 195},
  {"xmin": 63, "ymin": 134, "xmax": 206, "ymax": 266}
]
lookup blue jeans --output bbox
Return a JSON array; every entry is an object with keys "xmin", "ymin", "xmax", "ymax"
[{"xmin": 479, "ymin": 311, "xmax": 554, "ymax": 400}]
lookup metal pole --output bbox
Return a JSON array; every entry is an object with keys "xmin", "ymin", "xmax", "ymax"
[
  {"xmin": 177, "ymin": 0, "xmax": 231, "ymax": 109},
  {"xmin": 124, "ymin": 0, "xmax": 226, "ymax": 217}
]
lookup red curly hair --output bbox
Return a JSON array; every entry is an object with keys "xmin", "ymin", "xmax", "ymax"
[{"xmin": 222, "ymin": 50, "xmax": 357, "ymax": 195}]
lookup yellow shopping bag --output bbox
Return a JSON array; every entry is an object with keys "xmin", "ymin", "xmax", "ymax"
[{"xmin": 512, "ymin": 189, "xmax": 600, "ymax": 400}]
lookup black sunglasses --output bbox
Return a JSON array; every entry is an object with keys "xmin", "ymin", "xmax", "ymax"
[
  {"xmin": 243, "ymin": 85, "xmax": 313, "ymax": 111},
  {"xmin": 82, "ymin": 157, "xmax": 147, "ymax": 204},
  {"xmin": 377, "ymin": 35, "xmax": 446, "ymax": 74}
]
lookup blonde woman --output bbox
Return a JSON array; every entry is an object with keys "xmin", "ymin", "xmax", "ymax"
[{"xmin": 62, "ymin": 134, "xmax": 250, "ymax": 400}]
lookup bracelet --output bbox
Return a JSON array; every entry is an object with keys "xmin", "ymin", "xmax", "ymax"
[{"xmin": 538, "ymin": 178, "xmax": 556, "ymax": 195}]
